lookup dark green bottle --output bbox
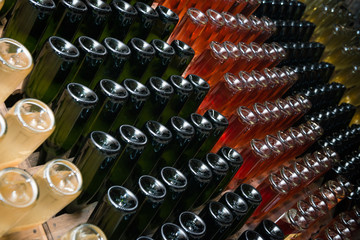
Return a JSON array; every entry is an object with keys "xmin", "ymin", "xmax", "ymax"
[
  {"xmin": 198, "ymin": 202, "xmax": 233, "ymax": 240},
  {"xmin": 66, "ymin": 131, "xmax": 121, "ymax": 212},
  {"xmin": 174, "ymin": 113, "xmax": 213, "ymax": 169},
  {"xmin": 193, "ymin": 153, "xmax": 229, "ymax": 208},
  {"xmin": 125, "ymin": 121, "xmax": 172, "ymax": 187},
  {"xmin": 233, "ymin": 184, "xmax": 262, "ymax": 235},
  {"xmin": 162, "ymin": 40, "xmax": 195, "ymax": 80},
  {"xmin": 68, "ymin": 36, "xmax": 107, "ymax": 87},
  {"xmin": 144, "ymin": 167, "xmax": 187, "ymax": 235},
  {"xmin": 109, "ymin": 79, "xmax": 150, "ymax": 133},
  {"xmin": 178, "ymin": 74, "xmax": 210, "ymax": 119},
  {"xmin": 157, "ymin": 75, "xmax": 193, "ymax": 124},
  {"xmin": 107, "ymin": 125, "xmax": 148, "ymax": 187},
  {"xmin": 74, "ymin": 0, "xmax": 112, "ymax": 40},
  {"xmin": 194, "ymin": 109, "xmax": 228, "ymax": 159},
  {"xmin": 117, "ymin": 38, "xmax": 155, "ymax": 82},
  {"xmin": 254, "ymin": 220, "xmax": 284, "ymax": 240},
  {"xmin": 211, "ymin": 147, "xmax": 243, "ymax": 199},
  {"xmin": 88, "ymin": 185, "xmax": 138, "ymax": 239},
  {"xmin": 178, "ymin": 212, "xmax": 206, "ymax": 240},
  {"xmin": 218, "ymin": 192, "xmax": 249, "ymax": 240},
  {"xmin": 99, "ymin": 0, "xmax": 137, "ymax": 42},
  {"xmin": 2, "ymin": 0, "xmax": 56, "ymax": 54},
  {"xmin": 152, "ymin": 223, "xmax": 189, "ymax": 240},
  {"xmin": 70, "ymin": 79, "xmax": 128, "ymax": 156},
  {"xmin": 121, "ymin": 175, "xmax": 167, "ymax": 239},
  {"xmin": 24, "ymin": 36, "xmax": 79, "ymax": 104},
  {"xmin": 42, "ymin": 83, "xmax": 98, "ymax": 161},
  {"xmin": 135, "ymin": 77, "xmax": 174, "ymax": 128},
  {"xmin": 139, "ymin": 39, "xmax": 175, "ymax": 84},
  {"xmin": 89, "ymin": 37, "xmax": 131, "ymax": 89},
  {"xmin": 123, "ymin": 2, "xmax": 159, "ymax": 43},
  {"xmin": 35, "ymin": 0, "xmax": 88, "ymax": 55},
  {"xmin": 146, "ymin": 5, "xmax": 179, "ymax": 42},
  {"xmin": 154, "ymin": 116, "xmax": 194, "ymax": 170},
  {"xmin": 174, "ymin": 159, "xmax": 212, "ymax": 213}
]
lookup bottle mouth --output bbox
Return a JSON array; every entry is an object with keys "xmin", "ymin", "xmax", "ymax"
[
  {"xmin": 239, "ymin": 71, "xmax": 257, "ymax": 89},
  {"xmin": 253, "ymin": 103, "xmax": 272, "ymax": 123},
  {"xmin": 250, "ymin": 42, "xmax": 265, "ymax": 58},
  {"xmin": 90, "ymin": 131, "xmax": 121, "ymax": 153},
  {"xmin": 169, "ymin": 75, "xmax": 193, "ymax": 92},
  {"xmin": 145, "ymin": 120, "xmax": 172, "ymax": 141},
  {"xmin": 238, "ymin": 42, "xmax": 254, "ymax": 60},
  {"xmin": 205, "ymin": 153, "xmax": 229, "ymax": 173},
  {"xmin": 223, "ymin": 41, "xmax": 241, "ymax": 58},
  {"xmin": 129, "ymin": 38, "xmax": 156, "ymax": 56},
  {"xmin": 190, "ymin": 113, "xmax": 213, "ymax": 131},
  {"xmin": 30, "ymin": 0, "xmax": 56, "ymax": 10},
  {"xmin": 269, "ymin": 173, "xmax": 291, "ymax": 194},
  {"xmin": 170, "ymin": 116, "xmax": 195, "ymax": 136},
  {"xmin": 157, "ymin": 5, "xmax": 179, "ymax": 22},
  {"xmin": 188, "ymin": 159, "xmax": 212, "ymax": 180},
  {"xmin": 99, "ymin": 79, "xmax": 128, "ymax": 100},
  {"xmin": 218, "ymin": 147, "xmax": 243, "ymax": 165},
  {"xmin": 222, "ymin": 192, "xmax": 248, "ymax": 215},
  {"xmin": 160, "ymin": 167, "xmax": 187, "ymax": 190},
  {"xmin": 123, "ymin": 79, "xmax": 150, "ymax": 97},
  {"xmin": 264, "ymin": 101, "xmax": 282, "ymax": 119},
  {"xmin": 292, "ymin": 161, "xmax": 314, "ymax": 182},
  {"xmin": 0, "ymin": 168, "xmax": 38, "ymax": 208},
  {"xmin": 44, "ymin": 159, "xmax": 83, "ymax": 196},
  {"xmin": 187, "ymin": 8, "xmax": 208, "ymax": 25},
  {"xmin": 206, "ymin": 9, "xmax": 225, "ymax": 28},
  {"xmin": 151, "ymin": 39, "xmax": 175, "ymax": 56},
  {"xmin": 69, "ymin": 223, "xmax": 107, "ymax": 240},
  {"xmin": 265, "ymin": 135, "xmax": 285, "ymax": 155},
  {"xmin": 208, "ymin": 202, "xmax": 234, "ymax": 225},
  {"xmin": 287, "ymin": 209, "xmax": 309, "ymax": 231},
  {"xmin": 242, "ymin": 230, "xmax": 265, "ymax": 240},
  {"xmin": 139, "ymin": 175, "xmax": 167, "ymax": 200},
  {"xmin": 171, "ymin": 40, "xmax": 195, "ymax": 56},
  {"xmin": 62, "ymin": 0, "xmax": 88, "ymax": 12},
  {"xmin": 250, "ymin": 139, "xmax": 272, "ymax": 159},
  {"xmin": 236, "ymin": 14, "xmax": 252, "ymax": 30},
  {"xmin": 179, "ymin": 212, "xmax": 206, "ymax": 236},
  {"xmin": 119, "ymin": 125, "xmax": 147, "ymax": 146},
  {"xmin": 237, "ymin": 106, "xmax": 259, "ymax": 125},
  {"xmin": 85, "ymin": 0, "xmax": 111, "ymax": 12},
  {"xmin": 186, "ymin": 74, "xmax": 210, "ymax": 91},
  {"xmin": 107, "ymin": 185, "xmax": 138, "ymax": 212},
  {"xmin": 67, "ymin": 83, "xmax": 99, "ymax": 105},
  {"xmin": 225, "ymin": 72, "xmax": 247, "ymax": 91},
  {"xmin": 148, "ymin": 77, "xmax": 174, "ymax": 96},
  {"xmin": 222, "ymin": 12, "xmax": 238, "ymax": 28},
  {"xmin": 112, "ymin": 0, "xmax": 137, "ymax": 15},
  {"xmin": 251, "ymin": 70, "xmax": 268, "ymax": 88},
  {"xmin": 236, "ymin": 183, "xmax": 262, "ymax": 204},
  {"xmin": 49, "ymin": 36, "xmax": 80, "ymax": 59},
  {"xmin": 204, "ymin": 109, "xmax": 228, "ymax": 126},
  {"xmin": 280, "ymin": 166, "xmax": 301, "ymax": 188},
  {"xmin": 210, "ymin": 41, "xmax": 229, "ymax": 61},
  {"xmin": 104, "ymin": 37, "xmax": 131, "ymax": 57},
  {"xmin": 0, "ymin": 38, "xmax": 33, "ymax": 70},
  {"xmin": 260, "ymin": 220, "xmax": 284, "ymax": 239},
  {"xmin": 135, "ymin": 2, "xmax": 159, "ymax": 18},
  {"xmin": 159, "ymin": 223, "xmax": 189, "ymax": 240},
  {"xmin": 297, "ymin": 200, "xmax": 318, "ymax": 221},
  {"xmin": 77, "ymin": 36, "xmax": 107, "ymax": 57}
]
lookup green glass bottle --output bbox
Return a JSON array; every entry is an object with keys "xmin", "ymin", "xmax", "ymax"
[
  {"xmin": 157, "ymin": 75, "xmax": 193, "ymax": 124},
  {"xmin": 121, "ymin": 175, "xmax": 167, "ymax": 239},
  {"xmin": 178, "ymin": 212, "xmax": 206, "ymax": 239},
  {"xmin": 35, "ymin": 0, "xmax": 88, "ymax": 55},
  {"xmin": 2, "ymin": 0, "xmax": 56, "ymax": 54},
  {"xmin": 117, "ymin": 38, "xmax": 155, "ymax": 82},
  {"xmin": 71, "ymin": 79, "xmax": 128, "ymax": 156},
  {"xmin": 154, "ymin": 116, "xmax": 194, "ymax": 170},
  {"xmin": 144, "ymin": 167, "xmax": 187, "ymax": 235},
  {"xmin": 146, "ymin": 5, "xmax": 179, "ymax": 42},
  {"xmin": 178, "ymin": 74, "xmax": 210, "ymax": 119},
  {"xmin": 162, "ymin": 40, "xmax": 195, "ymax": 80},
  {"xmin": 24, "ymin": 36, "xmax": 80, "ymax": 104},
  {"xmin": 123, "ymin": 2, "xmax": 159, "ymax": 43},
  {"xmin": 194, "ymin": 109, "xmax": 228, "ymax": 159},
  {"xmin": 211, "ymin": 147, "xmax": 243, "ymax": 199},
  {"xmin": 174, "ymin": 113, "xmax": 213, "ymax": 169},
  {"xmin": 109, "ymin": 79, "xmax": 150, "ymax": 134},
  {"xmin": 139, "ymin": 39, "xmax": 175, "ymax": 84},
  {"xmin": 74, "ymin": 0, "xmax": 112, "ymax": 40},
  {"xmin": 66, "ymin": 131, "xmax": 121, "ymax": 212},
  {"xmin": 152, "ymin": 223, "xmax": 189, "ymax": 240},
  {"xmin": 41, "ymin": 83, "xmax": 98, "ymax": 161},
  {"xmin": 88, "ymin": 186, "xmax": 138, "ymax": 239},
  {"xmin": 68, "ymin": 36, "xmax": 107, "ymax": 87},
  {"xmin": 99, "ymin": 0, "xmax": 137, "ymax": 42},
  {"xmin": 193, "ymin": 153, "xmax": 229, "ymax": 208},
  {"xmin": 90, "ymin": 37, "xmax": 131, "ymax": 89},
  {"xmin": 135, "ymin": 77, "xmax": 174, "ymax": 128},
  {"xmin": 125, "ymin": 121, "xmax": 172, "ymax": 187}
]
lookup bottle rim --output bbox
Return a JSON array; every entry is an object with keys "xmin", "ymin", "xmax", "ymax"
[
  {"xmin": 179, "ymin": 211, "xmax": 206, "ymax": 236},
  {"xmin": 49, "ymin": 36, "xmax": 80, "ymax": 59},
  {"xmin": 0, "ymin": 38, "xmax": 33, "ymax": 70}
]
